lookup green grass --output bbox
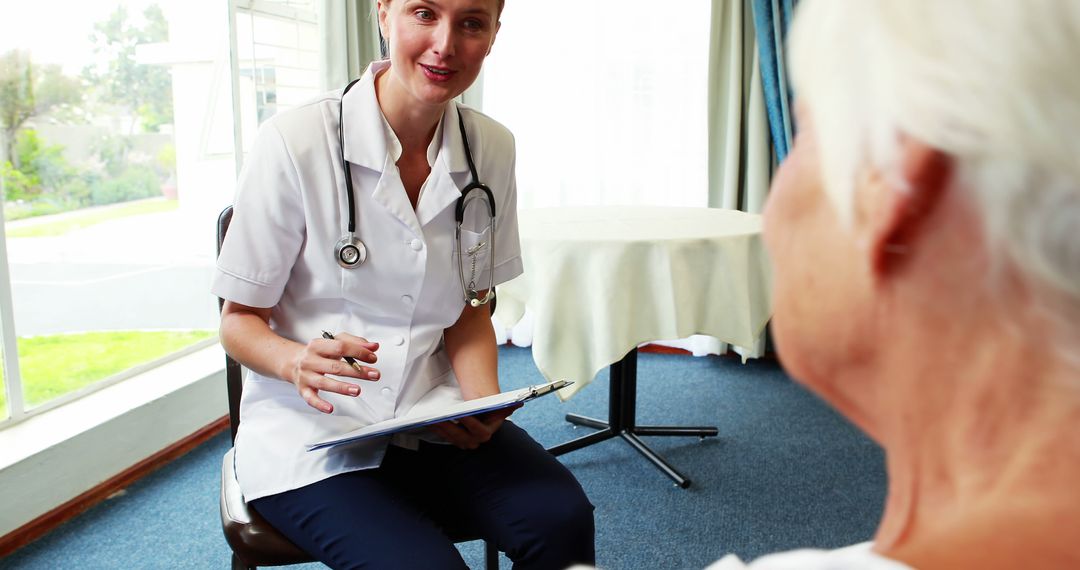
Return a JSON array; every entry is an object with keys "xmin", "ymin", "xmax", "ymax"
[
  {"xmin": 0, "ymin": 329, "xmax": 216, "ymax": 415},
  {"xmin": 5, "ymin": 199, "xmax": 179, "ymax": 238}
]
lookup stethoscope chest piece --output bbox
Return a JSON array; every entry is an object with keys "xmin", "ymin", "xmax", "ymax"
[{"xmin": 335, "ymin": 234, "xmax": 367, "ymax": 268}]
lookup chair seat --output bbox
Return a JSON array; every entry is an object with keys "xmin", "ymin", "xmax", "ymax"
[{"xmin": 220, "ymin": 448, "xmax": 313, "ymax": 566}]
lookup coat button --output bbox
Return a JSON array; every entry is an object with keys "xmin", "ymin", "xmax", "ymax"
[
  {"xmin": 410, "ymin": 239, "xmax": 423, "ymax": 251},
  {"xmin": 392, "ymin": 335, "xmax": 405, "ymax": 346},
  {"xmin": 401, "ymin": 295, "xmax": 413, "ymax": 305},
  {"xmin": 380, "ymin": 387, "xmax": 393, "ymax": 397}
]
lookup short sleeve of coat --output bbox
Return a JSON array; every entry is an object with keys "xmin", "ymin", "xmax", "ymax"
[{"xmin": 211, "ymin": 120, "xmax": 306, "ymax": 308}]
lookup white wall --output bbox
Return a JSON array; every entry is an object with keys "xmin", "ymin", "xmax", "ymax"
[{"xmin": 0, "ymin": 345, "xmax": 227, "ymax": 538}]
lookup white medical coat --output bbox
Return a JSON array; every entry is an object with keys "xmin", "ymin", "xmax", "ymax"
[{"xmin": 211, "ymin": 60, "xmax": 523, "ymax": 500}]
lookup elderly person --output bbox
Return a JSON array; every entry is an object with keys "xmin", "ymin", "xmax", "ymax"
[{"xmin": 711, "ymin": 0, "xmax": 1080, "ymax": 568}]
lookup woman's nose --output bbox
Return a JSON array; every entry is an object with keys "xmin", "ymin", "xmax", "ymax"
[{"xmin": 431, "ymin": 22, "xmax": 456, "ymax": 58}]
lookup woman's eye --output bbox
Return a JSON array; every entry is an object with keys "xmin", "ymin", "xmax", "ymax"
[
  {"xmin": 463, "ymin": 18, "xmax": 484, "ymax": 31},
  {"xmin": 415, "ymin": 9, "xmax": 434, "ymax": 21}
]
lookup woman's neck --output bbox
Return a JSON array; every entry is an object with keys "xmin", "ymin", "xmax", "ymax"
[
  {"xmin": 873, "ymin": 336, "xmax": 1080, "ymax": 568},
  {"xmin": 374, "ymin": 68, "xmax": 443, "ymax": 156}
]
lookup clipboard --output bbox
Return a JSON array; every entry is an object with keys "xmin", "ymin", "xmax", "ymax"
[{"xmin": 306, "ymin": 379, "xmax": 572, "ymax": 451}]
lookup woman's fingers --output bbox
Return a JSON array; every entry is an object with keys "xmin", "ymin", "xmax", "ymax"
[
  {"xmin": 292, "ymin": 334, "xmax": 387, "ymax": 412},
  {"xmin": 316, "ymin": 356, "xmax": 381, "ymax": 382},
  {"xmin": 301, "ymin": 341, "xmax": 380, "ymax": 382},
  {"xmin": 430, "ymin": 410, "xmax": 515, "ymax": 450},
  {"xmin": 456, "ymin": 416, "xmax": 493, "ymax": 439},
  {"xmin": 295, "ymin": 368, "xmax": 364, "ymax": 414},
  {"xmin": 297, "ymin": 383, "xmax": 334, "ymax": 414},
  {"xmin": 319, "ymin": 334, "xmax": 379, "ymax": 365},
  {"xmin": 482, "ymin": 405, "xmax": 520, "ymax": 423},
  {"xmin": 430, "ymin": 421, "xmax": 480, "ymax": 449}
]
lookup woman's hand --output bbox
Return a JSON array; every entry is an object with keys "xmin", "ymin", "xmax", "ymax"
[
  {"xmin": 290, "ymin": 333, "xmax": 380, "ymax": 414},
  {"xmin": 428, "ymin": 404, "xmax": 521, "ymax": 449}
]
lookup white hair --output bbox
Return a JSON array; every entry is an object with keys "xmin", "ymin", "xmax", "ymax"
[{"xmin": 788, "ymin": 0, "xmax": 1080, "ymax": 353}]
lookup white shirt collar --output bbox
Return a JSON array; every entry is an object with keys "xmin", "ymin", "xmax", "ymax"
[
  {"xmin": 342, "ymin": 59, "xmax": 469, "ymax": 176},
  {"xmin": 377, "ymin": 100, "xmax": 444, "ymax": 169}
]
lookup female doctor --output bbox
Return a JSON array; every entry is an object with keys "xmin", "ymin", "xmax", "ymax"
[{"xmin": 211, "ymin": 0, "xmax": 595, "ymax": 568}]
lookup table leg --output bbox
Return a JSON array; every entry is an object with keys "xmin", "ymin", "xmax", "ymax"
[
  {"xmin": 563, "ymin": 414, "xmax": 608, "ymax": 431},
  {"xmin": 621, "ymin": 432, "xmax": 690, "ymax": 489},
  {"xmin": 546, "ymin": 427, "xmax": 616, "ymax": 456},
  {"xmin": 546, "ymin": 348, "xmax": 719, "ymax": 488}
]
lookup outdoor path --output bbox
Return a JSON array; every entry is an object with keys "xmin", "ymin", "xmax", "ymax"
[{"xmin": 5, "ymin": 202, "xmax": 220, "ymax": 336}]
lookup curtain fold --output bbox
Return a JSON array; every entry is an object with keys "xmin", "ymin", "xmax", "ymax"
[
  {"xmin": 351, "ymin": 2, "xmax": 383, "ymax": 78},
  {"xmin": 750, "ymin": 0, "xmax": 798, "ymax": 162},
  {"xmin": 319, "ymin": 0, "xmax": 381, "ymax": 90},
  {"xmin": 707, "ymin": 0, "xmax": 771, "ymax": 215}
]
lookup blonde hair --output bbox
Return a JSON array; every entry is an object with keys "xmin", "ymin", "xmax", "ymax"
[{"xmin": 789, "ymin": 0, "xmax": 1080, "ymax": 354}]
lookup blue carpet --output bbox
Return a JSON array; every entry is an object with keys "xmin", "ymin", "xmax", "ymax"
[{"xmin": 1, "ymin": 346, "xmax": 886, "ymax": 569}]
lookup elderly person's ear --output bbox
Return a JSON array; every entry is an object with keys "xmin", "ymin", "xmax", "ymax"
[{"xmin": 863, "ymin": 138, "xmax": 953, "ymax": 278}]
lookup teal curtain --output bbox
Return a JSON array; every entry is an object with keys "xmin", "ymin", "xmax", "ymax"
[{"xmin": 750, "ymin": 0, "xmax": 797, "ymax": 162}]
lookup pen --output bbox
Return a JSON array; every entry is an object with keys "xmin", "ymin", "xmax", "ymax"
[{"xmin": 321, "ymin": 330, "xmax": 365, "ymax": 374}]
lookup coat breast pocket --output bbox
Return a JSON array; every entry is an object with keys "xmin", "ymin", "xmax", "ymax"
[{"xmin": 453, "ymin": 227, "xmax": 493, "ymax": 293}]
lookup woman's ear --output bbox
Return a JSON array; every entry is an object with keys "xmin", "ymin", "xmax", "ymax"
[
  {"xmin": 484, "ymin": 21, "xmax": 501, "ymax": 56},
  {"xmin": 377, "ymin": 1, "xmax": 391, "ymax": 46},
  {"xmin": 863, "ymin": 138, "xmax": 953, "ymax": 278}
]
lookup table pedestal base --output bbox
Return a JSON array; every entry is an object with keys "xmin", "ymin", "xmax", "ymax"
[{"xmin": 546, "ymin": 349, "xmax": 718, "ymax": 488}]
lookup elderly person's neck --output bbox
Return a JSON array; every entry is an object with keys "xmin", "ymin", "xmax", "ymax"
[{"xmin": 854, "ymin": 188, "xmax": 1080, "ymax": 568}]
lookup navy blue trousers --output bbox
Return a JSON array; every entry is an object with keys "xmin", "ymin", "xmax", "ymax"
[{"xmin": 250, "ymin": 421, "xmax": 595, "ymax": 570}]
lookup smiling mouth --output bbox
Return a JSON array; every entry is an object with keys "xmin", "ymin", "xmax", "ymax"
[{"xmin": 421, "ymin": 64, "xmax": 454, "ymax": 77}]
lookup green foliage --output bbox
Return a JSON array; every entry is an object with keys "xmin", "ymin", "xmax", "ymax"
[
  {"xmin": 89, "ymin": 164, "xmax": 160, "ymax": 206},
  {"xmin": 0, "ymin": 50, "xmax": 34, "ymax": 134},
  {"xmin": 0, "ymin": 4, "xmax": 174, "ymax": 221},
  {"xmin": 83, "ymin": 4, "xmax": 173, "ymax": 133},
  {"xmin": 92, "ymin": 134, "xmax": 134, "ymax": 177},
  {"xmin": 2, "ymin": 129, "xmax": 162, "ymax": 218},
  {"xmin": 0, "ymin": 50, "xmax": 84, "ymax": 165},
  {"xmin": 156, "ymin": 143, "xmax": 176, "ymax": 174},
  {"xmin": 1, "ymin": 129, "xmax": 73, "ymax": 202}
]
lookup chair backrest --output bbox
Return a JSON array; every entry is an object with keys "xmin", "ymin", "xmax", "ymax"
[{"xmin": 216, "ymin": 205, "xmax": 243, "ymax": 443}]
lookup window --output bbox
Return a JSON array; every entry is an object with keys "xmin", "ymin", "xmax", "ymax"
[
  {"xmin": 481, "ymin": 1, "xmax": 712, "ymax": 209},
  {"xmin": 233, "ymin": 0, "xmax": 322, "ymax": 152},
  {"xmin": 0, "ymin": 0, "xmax": 326, "ymax": 425}
]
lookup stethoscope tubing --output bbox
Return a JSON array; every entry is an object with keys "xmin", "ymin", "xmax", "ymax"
[{"xmin": 336, "ymin": 79, "xmax": 497, "ymax": 306}]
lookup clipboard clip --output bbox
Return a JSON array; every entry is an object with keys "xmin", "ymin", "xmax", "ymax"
[{"xmin": 527, "ymin": 379, "xmax": 572, "ymax": 398}]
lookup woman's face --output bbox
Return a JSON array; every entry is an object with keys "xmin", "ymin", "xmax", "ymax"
[{"xmin": 378, "ymin": 0, "xmax": 500, "ymax": 110}]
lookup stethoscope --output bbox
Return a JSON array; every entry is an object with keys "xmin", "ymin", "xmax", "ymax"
[{"xmin": 335, "ymin": 78, "xmax": 496, "ymax": 307}]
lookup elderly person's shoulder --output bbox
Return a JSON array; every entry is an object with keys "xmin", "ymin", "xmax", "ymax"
[
  {"xmin": 566, "ymin": 544, "xmax": 911, "ymax": 570},
  {"xmin": 705, "ymin": 543, "xmax": 911, "ymax": 570}
]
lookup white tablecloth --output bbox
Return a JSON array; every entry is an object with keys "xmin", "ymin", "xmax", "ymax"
[{"xmin": 494, "ymin": 206, "xmax": 773, "ymax": 399}]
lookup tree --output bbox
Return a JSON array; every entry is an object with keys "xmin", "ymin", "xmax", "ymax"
[
  {"xmin": 82, "ymin": 4, "xmax": 173, "ymax": 135},
  {"xmin": 0, "ymin": 50, "xmax": 82, "ymax": 168},
  {"xmin": 1, "ymin": 129, "xmax": 73, "ymax": 202}
]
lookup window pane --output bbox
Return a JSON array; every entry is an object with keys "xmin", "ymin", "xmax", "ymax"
[
  {"xmin": 0, "ymin": 349, "xmax": 7, "ymax": 421},
  {"xmin": 482, "ymin": 1, "xmax": 712, "ymax": 209},
  {"xmin": 0, "ymin": 1, "xmax": 236, "ymax": 410},
  {"xmin": 235, "ymin": 1, "xmax": 321, "ymax": 148}
]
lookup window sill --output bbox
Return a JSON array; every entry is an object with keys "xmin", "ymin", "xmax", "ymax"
[{"xmin": 0, "ymin": 343, "xmax": 228, "ymax": 539}]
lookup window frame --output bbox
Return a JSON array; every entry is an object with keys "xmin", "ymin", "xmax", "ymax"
[{"xmin": 0, "ymin": 0, "xmax": 314, "ymax": 429}]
